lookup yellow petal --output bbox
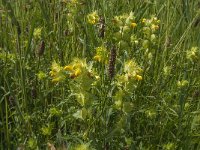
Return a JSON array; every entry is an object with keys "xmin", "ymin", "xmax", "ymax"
[
  {"xmin": 93, "ymin": 55, "xmax": 101, "ymax": 62},
  {"xmin": 130, "ymin": 22, "xmax": 137, "ymax": 28},
  {"xmin": 135, "ymin": 75, "xmax": 142, "ymax": 81},
  {"xmin": 64, "ymin": 65, "xmax": 74, "ymax": 71}
]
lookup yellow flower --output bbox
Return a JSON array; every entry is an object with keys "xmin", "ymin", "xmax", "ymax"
[
  {"xmin": 142, "ymin": 18, "xmax": 146, "ymax": 23},
  {"xmin": 87, "ymin": 11, "xmax": 99, "ymax": 24},
  {"xmin": 74, "ymin": 68, "xmax": 81, "ymax": 76},
  {"xmin": 33, "ymin": 28, "xmax": 42, "ymax": 39},
  {"xmin": 64, "ymin": 65, "xmax": 74, "ymax": 71},
  {"xmin": 72, "ymin": 58, "xmax": 87, "ymax": 69},
  {"xmin": 93, "ymin": 46, "xmax": 108, "ymax": 63},
  {"xmin": 52, "ymin": 76, "xmax": 64, "ymax": 83},
  {"xmin": 177, "ymin": 80, "xmax": 189, "ymax": 88},
  {"xmin": 152, "ymin": 17, "xmax": 160, "ymax": 24},
  {"xmin": 186, "ymin": 47, "xmax": 199, "ymax": 62},
  {"xmin": 135, "ymin": 74, "xmax": 142, "ymax": 81},
  {"xmin": 151, "ymin": 24, "xmax": 159, "ymax": 31},
  {"xmin": 50, "ymin": 61, "xmax": 66, "ymax": 83},
  {"xmin": 49, "ymin": 71, "xmax": 55, "ymax": 77},
  {"xmin": 124, "ymin": 60, "xmax": 143, "ymax": 81},
  {"xmin": 37, "ymin": 71, "xmax": 47, "ymax": 80},
  {"xmin": 93, "ymin": 55, "xmax": 101, "ymax": 62},
  {"xmin": 65, "ymin": 58, "xmax": 87, "ymax": 79},
  {"xmin": 124, "ymin": 60, "xmax": 137, "ymax": 75},
  {"xmin": 130, "ymin": 22, "xmax": 137, "ymax": 28}
]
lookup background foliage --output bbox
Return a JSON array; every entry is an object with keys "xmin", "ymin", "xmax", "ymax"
[{"xmin": 0, "ymin": 0, "xmax": 200, "ymax": 149}]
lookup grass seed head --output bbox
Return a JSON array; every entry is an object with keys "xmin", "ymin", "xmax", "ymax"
[
  {"xmin": 37, "ymin": 40, "xmax": 45, "ymax": 57},
  {"xmin": 108, "ymin": 45, "xmax": 117, "ymax": 79}
]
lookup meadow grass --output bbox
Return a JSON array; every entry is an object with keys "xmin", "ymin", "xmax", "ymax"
[{"xmin": 0, "ymin": 0, "xmax": 200, "ymax": 149}]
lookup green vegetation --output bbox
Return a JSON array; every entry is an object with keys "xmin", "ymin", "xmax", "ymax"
[{"xmin": 0, "ymin": 0, "xmax": 200, "ymax": 149}]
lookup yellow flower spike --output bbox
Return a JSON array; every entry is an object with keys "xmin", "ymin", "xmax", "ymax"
[
  {"xmin": 127, "ymin": 73, "xmax": 132, "ymax": 80},
  {"xmin": 50, "ymin": 61, "xmax": 66, "ymax": 83},
  {"xmin": 51, "ymin": 61, "xmax": 62, "ymax": 72},
  {"xmin": 155, "ymin": 25, "xmax": 159, "ymax": 30},
  {"xmin": 152, "ymin": 17, "xmax": 158, "ymax": 22},
  {"xmin": 177, "ymin": 80, "xmax": 189, "ymax": 88},
  {"xmin": 152, "ymin": 17, "xmax": 160, "ymax": 24},
  {"xmin": 151, "ymin": 24, "xmax": 159, "ymax": 30},
  {"xmin": 74, "ymin": 63, "xmax": 82, "ymax": 69},
  {"xmin": 52, "ymin": 77, "xmax": 61, "ymax": 83},
  {"xmin": 186, "ymin": 47, "xmax": 199, "ymax": 62},
  {"xmin": 124, "ymin": 60, "xmax": 137, "ymax": 73},
  {"xmin": 135, "ymin": 75, "xmax": 143, "ymax": 81},
  {"xmin": 64, "ymin": 58, "xmax": 88, "ymax": 79},
  {"xmin": 37, "ymin": 71, "xmax": 47, "ymax": 80},
  {"xmin": 74, "ymin": 68, "xmax": 81, "ymax": 76},
  {"xmin": 49, "ymin": 71, "xmax": 54, "ymax": 77},
  {"xmin": 130, "ymin": 22, "xmax": 137, "ymax": 28},
  {"xmin": 142, "ymin": 18, "xmax": 146, "ymax": 23},
  {"xmin": 93, "ymin": 55, "xmax": 101, "ymax": 62},
  {"xmin": 93, "ymin": 46, "xmax": 108, "ymax": 63},
  {"xmin": 50, "ymin": 71, "xmax": 58, "ymax": 77},
  {"xmin": 33, "ymin": 28, "xmax": 42, "ymax": 39},
  {"xmin": 87, "ymin": 11, "xmax": 99, "ymax": 25},
  {"xmin": 64, "ymin": 65, "xmax": 74, "ymax": 71},
  {"xmin": 72, "ymin": 58, "xmax": 87, "ymax": 69}
]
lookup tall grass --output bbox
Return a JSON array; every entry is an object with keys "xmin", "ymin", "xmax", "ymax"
[{"xmin": 0, "ymin": 0, "xmax": 200, "ymax": 149}]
